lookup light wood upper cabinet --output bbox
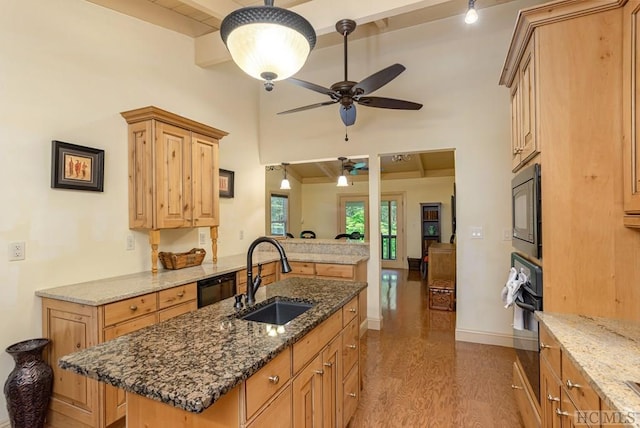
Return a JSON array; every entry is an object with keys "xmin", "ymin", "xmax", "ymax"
[
  {"xmin": 623, "ymin": 0, "xmax": 640, "ymax": 227},
  {"xmin": 121, "ymin": 106, "xmax": 227, "ymax": 270},
  {"xmin": 509, "ymin": 35, "xmax": 539, "ymax": 172}
]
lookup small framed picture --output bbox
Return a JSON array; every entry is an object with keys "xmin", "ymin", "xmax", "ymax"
[
  {"xmin": 219, "ymin": 169, "xmax": 234, "ymax": 198},
  {"xmin": 51, "ymin": 140, "xmax": 104, "ymax": 192}
]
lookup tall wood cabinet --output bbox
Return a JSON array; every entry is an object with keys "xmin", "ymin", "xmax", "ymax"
[
  {"xmin": 121, "ymin": 107, "xmax": 228, "ymax": 272},
  {"xmin": 420, "ymin": 203, "xmax": 441, "ymax": 257}
]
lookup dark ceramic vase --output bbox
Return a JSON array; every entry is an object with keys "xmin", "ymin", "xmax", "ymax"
[{"xmin": 4, "ymin": 338, "xmax": 53, "ymax": 428}]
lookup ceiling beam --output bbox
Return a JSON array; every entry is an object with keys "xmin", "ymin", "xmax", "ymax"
[
  {"xmin": 180, "ymin": 0, "xmax": 241, "ymax": 21},
  {"xmin": 414, "ymin": 154, "xmax": 425, "ymax": 178},
  {"xmin": 195, "ymin": 0, "xmax": 455, "ymax": 68},
  {"xmin": 316, "ymin": 162, "xmax": 339, "ymax": 179}
]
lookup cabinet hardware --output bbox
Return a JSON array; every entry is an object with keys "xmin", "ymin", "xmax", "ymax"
[
  {"xmin": 566, "ymin": 379, "xmax": 581, "ymax": 390},
  {"xmin": 314, "ymin": 369, "xmax": 324, "ymax": 375},
  {"xmin": 130, "ymin": 305, "xmax": 138, "ymax": 311},
  {"xmin": 511, "ymin": 384, "xmax": 523, "ymax": 390},
  {"xmin": 348, "ymin": 393, "xmax": 356, "ymax": 398},
  {"xmin": 347, "ymin": 344, "xmax": 357, "ymax": 350},
  {"xmin": 177, "ymin": 291, "xmax": 185, "ymax": 298},
  {"xmin": 540, "ymin": 342, "xmax": 550, "ymax": 349},
  {"xmin": 555, "ymin": 409, "xmax": 570, "ymax": 417},
  {"xmin": 324, "ymin": 362, "xmax": 333, "ymax": 367},
  {"xmin": 349, "ymin": 308, "xmax": 356, "ymax": 313},
  {"xmin": 547, "ymin": 394, "xmax": 560, "ymax": 402},
  {"xmin": 268, "ymin": 375, "xmax": 279, "ymax": 385},
  {"xmin": 76, "ymin": 343, "xmax": 81, "ymax": 349}
]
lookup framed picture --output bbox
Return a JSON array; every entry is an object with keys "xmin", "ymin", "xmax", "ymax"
[
  {"xmin": 51, "ymin": 140, "xmax": 104, "ymax": 192},
  {"xmin": 219, "ymin": 169, "xmax": 234, "ymax": 198}
]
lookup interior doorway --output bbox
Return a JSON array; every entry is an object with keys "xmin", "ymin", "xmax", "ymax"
[{"xmin": 381, "ymin": 193, "xmax": 405, "ymax": 269}]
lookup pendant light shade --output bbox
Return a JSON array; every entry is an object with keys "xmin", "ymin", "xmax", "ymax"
[
  {"xmin": 280, "ymin": 162, "xmax": 291, "ymax": 190},
  {"xmin": 220, "ymin": 1, "xmax": 316, "ymax": 91},
  {"xmin": 337, "ymin": 174, "xmax": 349, "ymax": 187}
]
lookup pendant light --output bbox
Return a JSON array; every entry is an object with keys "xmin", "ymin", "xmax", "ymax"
[
  {"xmin": 465, "ymin": 0, "xmax": 478, "ymax": 24},
  {"xmin": 337, "ymin": 157, "xmax": 349, "ymax": 187},
  {"xmin": 280, "ymin": 163, "xmax": 291, "ymax": 190},
  {"xmin": 220, "ymin": 0, "xmax": 316, "ymax": 91}
]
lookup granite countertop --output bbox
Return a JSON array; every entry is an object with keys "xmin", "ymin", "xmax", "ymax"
[
  {"xmin": 536, "ymin": 312, "xmax": 640, "ymax": 424},
  {"xmin": 35, "ymin": 252, "xmax": 368, "ymax": 306},
  {"xmin": 59, "ymin": 277, "xmax": 366, "ymax": 413}
]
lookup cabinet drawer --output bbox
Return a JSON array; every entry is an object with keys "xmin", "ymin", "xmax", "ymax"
[
  {"xmin": 104, "ymin": 293, "xmax": 157, "ymax": 326},
  {"xmin": 236, "ymin": 269, "xmax": 247, "ymax": 286},
  {"xmin": 343, "ymin": 365, "xmax": 359, "ymax": 427},
  {"xmin": 293, "ymin": 310, "xmax": 341, "ymax": 374},
  {"xmin": 158, "ymin": 283, "xmax": 197, "ymax": 310},
  {"xmin": 287, "ymin": 261, "xmax": 315, "ymax": 276},
  {"xmin": 245, "ymin": 347, "xmax": 292, "ymax": 419},
  {"xmin": 540, "ymin": 325, "xmax": 561, "ymax": 377},
  {"xmin": 342, "ymin": 317, "xmax": 359, "ymax": 378},
  {"xmin": 247, "ymin": 385, "xmax": 292, "ymax": 428},
  {"xmin": 342, "ymin": 296, "xmax": 358, "ymax": 328},
  {"xmin": 263, "ymin": 274, "xmax": 276, "ymax": 286},
  {"xmin": 315, "ymin": 263, "xmax": 354, "ymax": 279},
  {"xmin": 562, "ymin": 353, "xmax": 600, "ymax": 413},
  {"xmin": 103, "ymin": 312, "xmax": 156, "ymax": 341},
  {"xmin": 261, "ymin": 262, "xmax": 277, "ymax": 277},
  {"xmin": 158, "ymin": 300, "xmax": 197, "ymax": 323}
]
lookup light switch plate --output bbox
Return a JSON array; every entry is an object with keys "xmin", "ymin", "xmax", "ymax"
[{"xmin": 470, "ymin": 227, "xmax": 484, "ymax": 239}]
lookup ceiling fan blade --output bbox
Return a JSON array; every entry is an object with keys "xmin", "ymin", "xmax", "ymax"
[
  {"xmin": 353, "ymin": 162, "xmax": 367, "ymax": 169},
  {"xmin": 278, "ymin": 100, "xmax": 337, "ymax": 115},
  {"xmin": 340, "ymin": 105, "xmax": 357, "ymax": 126},
  {"xmin": 352, "ymin": 64, "xmax": 406, "ymax": 96},
  {"xmin": 357, "ymin": 96, "xmax": 423, "ymax": 110},
  {"xmin": 286, "ymin": 78, "xmax": 337, "ymax": 98}
]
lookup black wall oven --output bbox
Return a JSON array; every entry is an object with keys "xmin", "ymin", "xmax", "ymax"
[{"xmin": 511, "ymin": 252, "xmax": 543, "ymax": 405}]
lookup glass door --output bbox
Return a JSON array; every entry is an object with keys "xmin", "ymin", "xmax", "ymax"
[{"xmin": 381, "ymin": 193, "xmax": 404, "ymax": 269}]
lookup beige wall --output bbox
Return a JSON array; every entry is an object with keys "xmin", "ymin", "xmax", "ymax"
[
  {"xmin": 265, "ymin": 167, "xmax": 302, "ymax": 237},
  {"xmin": 257, "ymin": 0, "xmax": 543, "ymax": 342},
  {"xmin": 0, "ymin": 0, "xmax": 264, "ymax": 421}
]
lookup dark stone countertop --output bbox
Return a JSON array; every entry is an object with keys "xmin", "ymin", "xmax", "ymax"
[{"xmin": 58, "ymin": 277, "xmax": 366, "ymax": 413}]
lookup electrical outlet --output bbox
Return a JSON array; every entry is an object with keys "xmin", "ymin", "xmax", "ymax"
[
  {"xmin": 126, "ymin": 235, "xmax": 135, "ymax": 251},
  {"xmin": 239, "ymin": 230, "xmax": 244, "ymax": 240},
  {"xmin": 199, "ymin": 230, "xmax": 207, "ymax": 245},
  {"xmin": 503, "ymin": 229, "xmax": 512, "ymax": 241},
  {"xmin": 8, "ymin": 242, "xmax": 25, "ymax": 261},
  {"xmin": 470, "ymin": 227, "xmax": 484, "ymax": 239}
]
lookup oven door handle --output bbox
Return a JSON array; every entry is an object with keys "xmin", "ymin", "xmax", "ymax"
[
  {"xmin": 521, "ymin": 282, "xmax": 541, "ymax": 299},
  {"xmin": 514, "ymin": 300, "xmax": 536, "ymax": 312}
]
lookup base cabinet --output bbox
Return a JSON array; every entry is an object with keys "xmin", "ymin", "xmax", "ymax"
[
  {"xmin": 512, "ymin": 360, "xmax": 541, "ymax": 428},
  {"xmin": 124, "ymin": 289, "xmax": 366, "ymax": 428},
  {"xmin": 42, "ymin": 283, "xmax": 197, "ymax": 428}
]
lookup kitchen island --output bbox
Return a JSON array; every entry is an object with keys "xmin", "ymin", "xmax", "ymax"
[{"xmin": 58, "ymin": 277, "xmax": 366, "ymax": 427}]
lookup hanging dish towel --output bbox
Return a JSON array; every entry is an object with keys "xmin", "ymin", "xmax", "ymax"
[{"xmin": 502, "ymin": 268, "xmax": 527, "ymax": 330}]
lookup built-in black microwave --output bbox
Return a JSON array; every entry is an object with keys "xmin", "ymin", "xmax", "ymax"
[{"xmin": 512, "ymin": 163, "xmax": 541, "ymax": 259}]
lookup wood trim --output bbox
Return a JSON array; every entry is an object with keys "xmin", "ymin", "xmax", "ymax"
[
  {"xmin": 623, "ymin": 214, "xmax": 640, "ymax": 227},
  {"xmin": 499, "ymin": 0, "xmax": 626, "ymax": 86},
  {"xmin": 120, "ymin": 106, "xmax": 228, "ymax": 140}
]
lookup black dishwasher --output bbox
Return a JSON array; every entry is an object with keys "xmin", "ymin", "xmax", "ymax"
[{"xmin": 197, "ymin": 272, "xmax": 236, "ymax": 308}]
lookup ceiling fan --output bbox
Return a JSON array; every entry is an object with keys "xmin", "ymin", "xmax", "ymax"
[
  {"xmin": 340, "ymin": 157, "xmax": 368, "ymax": 175},
  {"xmin": 278, "ymin": 19, "xmax": 423, "ymax": 127}
]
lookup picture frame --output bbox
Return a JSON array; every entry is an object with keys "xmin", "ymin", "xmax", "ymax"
[
  {"xmin": 51, "ymin": 140, "xmax": 104, "ymax": 192},
  {"xmin": 219, "ymin": 169, "xmax": 235, "ymax": 198}
]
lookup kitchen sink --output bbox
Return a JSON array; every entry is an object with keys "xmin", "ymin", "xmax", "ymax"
[{"xmin": 239, "ymin": 298, "xmax": 314, "ymax": 325}]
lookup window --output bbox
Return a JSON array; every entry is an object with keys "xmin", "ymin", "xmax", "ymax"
[
  {"xmin": 339, "ymin": 195, "xmax": 368, "ymax": 240},
  {"xmin": 381, "ymin": 200, "xmax": 397, "ymax": 260},
  {"xmin": 270, "ymin": 194, "xmax": 288, "ymax": 236}
]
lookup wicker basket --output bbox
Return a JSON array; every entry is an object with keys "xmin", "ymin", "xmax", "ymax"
[{"xmin": 158, "ymin": 248, "xmax": 206, "ymax": 270}]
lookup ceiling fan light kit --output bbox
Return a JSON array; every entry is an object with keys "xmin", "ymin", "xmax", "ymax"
[
  {"xmin": 278, "ymin": 19, "xmax": 423, "ymax": 128},
  {"xmin": 220, "ymin": 0, "xmax": 316, "ymax": 91}
]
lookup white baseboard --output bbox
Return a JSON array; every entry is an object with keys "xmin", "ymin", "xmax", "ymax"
[
  {"xmin": 0, "ymin": 419, "xmax": 10, "ymax": 428},
  {"xmin": 366, "ymin": 316, "xmax": 383, "ymax": 331},
  {"xmin": 455, "ymin": 328, "xmax": 515, "ymax": 348}
]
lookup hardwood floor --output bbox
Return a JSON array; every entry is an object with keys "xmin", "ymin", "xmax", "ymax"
[{"xmin": 350, "ymin": 269, "xmax": 524, "ymax": 428}]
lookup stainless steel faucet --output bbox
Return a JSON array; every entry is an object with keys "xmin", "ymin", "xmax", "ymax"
[{"xmin": 245, "ymin": 237, "xmax": 292, "ymax": 305}]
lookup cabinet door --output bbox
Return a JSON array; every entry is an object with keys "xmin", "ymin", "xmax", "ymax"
[
  {"xmin": 191, "ymin": 132, "xmax": 219, "ymax": 227},
  {"xmin": 322, "ymin": 336, "xmax": 343, "ymax": 428},
  {"xmin": 511, "ymin": 80, "xmax": 523, "ymax": 170},
  {"xmin": 293, "ymin": 355, "xmax": 324, "ymax": 428},
  {"xmin": 623, "ymin": 0, "xmax": 640, "ymax": 215},
  {"xmin": 520, "ymin": 38, "xmax": 538, "ymax": 164},
  {"xmin": 155, "ymin": 122, "xmax": 191, "ymax": 228},
  {"xmin": 128, "ymin": 120, "xmax": 154, "ymax": 229},
  {"xmin": 540, "ymin": 358, "xmax": 562, "ymax": 428},
  {"xmin": 247, "ymin": 386, "xmax": 292, "ymax": 428},
  {"xmin": 512, "ymin": 361, "xmax": 541, "ymax": 428},
  {"xmin": 44, "ymin": 305, "xmax": 100, "ymax": 428}
]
